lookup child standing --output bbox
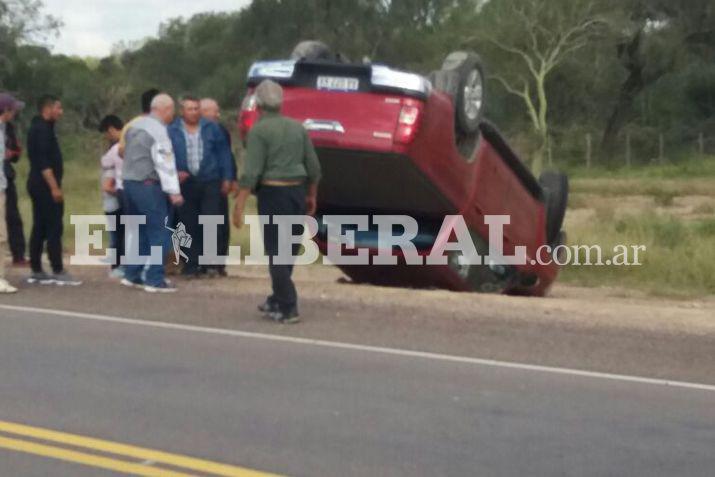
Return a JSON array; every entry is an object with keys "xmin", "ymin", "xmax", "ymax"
[{"xmin": 98, "ymin": 115, "xmax": 125, "ymax": 278}]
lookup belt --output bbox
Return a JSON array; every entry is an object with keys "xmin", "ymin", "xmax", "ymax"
[{"xmin": 261, "ymin": 179, "xmax": 303, "ymax": 187}]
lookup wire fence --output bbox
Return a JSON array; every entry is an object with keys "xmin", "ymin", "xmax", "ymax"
[{"xmin": 546, "ymin": 127, "xmax": 715, "ymax": 169}]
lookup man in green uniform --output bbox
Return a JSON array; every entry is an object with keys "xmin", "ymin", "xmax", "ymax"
[{"xmin": 233, "ymin": 79, "xmax": 321, "ymax": 324}]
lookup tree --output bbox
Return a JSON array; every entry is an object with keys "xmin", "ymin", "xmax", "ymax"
[
  {"xmin": 600, "ymin": 0, "xmax": 715, "ymax": 159},
  {"xmin": 0, "ymin": 0, "xmax": 59, "ymax": 87},
  {"xmin": 473, "ymin": 0, "xmax": 608, "ymax": 171}
]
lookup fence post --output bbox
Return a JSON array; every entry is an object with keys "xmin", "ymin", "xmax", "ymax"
[
  {"xmin": 699, "ymin": 132, "xmax": 705, "ymax": 156},
  {"xmin": 659, "ymin": 133, "xmax": 665, "ymax": 164},
  {"xmin": 625, "ymin": 132, "xmax": 631, "ymax": 167},
  {"xmin": 586, "ymin": 133, "xmax": 592, "ymax": 169}
]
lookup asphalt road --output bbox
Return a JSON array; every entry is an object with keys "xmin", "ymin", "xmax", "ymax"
[{"xmin": 0, "ymin": 305, "xmax": 713, "ymax": 477}]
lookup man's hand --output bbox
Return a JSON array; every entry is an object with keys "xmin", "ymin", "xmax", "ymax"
[
  {"xmin": 5, "ymin": 147, "xmax": 21, "ymax": 161},
  {"xmin": 220, "ymin": 180, "xmax": 231, "ymax": 197},
  {"xmin": 178, "ymin": 171, "xmax": 191, "ymax": 184},
  {"xmin": 230, "ymin": 181, "xmax": 240, "ymax": 198},
  {"xmin": 306, "ymin": 194, "xmax": 317, "ymax": 216},
  {"xmin": 51, "ymin": 187, "xmax": 64, "ymax": 203},
  {"xmin": 232, "ymin": 203, "xmax": 244, "ymax": 229},
  {"xmin": 102, "ymin": 178, "xmax": 117, "ymax": 195},
  {"xmin": 306, "ymin": 183, "xmax": 319, "ymax": 216},
  {"xmin": 169, "ymin": 194, "xmax": 184, "ymax": 207}
]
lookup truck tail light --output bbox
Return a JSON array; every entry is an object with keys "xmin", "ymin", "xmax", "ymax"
[
  {"xmin": 394, "ymin": 101, "xmax": 422, "ymax": 145},
  {"xmin": 238, "ymin": 93, "xmax": 259, "ymax": 141}
]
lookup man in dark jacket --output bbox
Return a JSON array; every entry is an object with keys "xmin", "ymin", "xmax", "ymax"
[
  {"xmin": 200, "ymin": 97, "xmax": 237, "ymax": 276},
  {"xmin": 2, "ymin": 106, "xmax": 27, "ymax": 266},
  {"xmin": 167, "ymin": 95, "xmax": 234, "ymax": 277},
  {"xmin": 26, "ymin": 95, "xmax": 81, "ymax": 285}
]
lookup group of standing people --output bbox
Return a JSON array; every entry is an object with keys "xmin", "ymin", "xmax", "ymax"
[
  {"xmin": 97, "ymin": 89, "xmax": 234, "ymax": 292},
  {"xmin": 0, "ymin": 79, "xmax": 321, "ymax": 324},
  {"xmin": 0, "ymin": 92, "xmax": 81, "ymax": 294}
]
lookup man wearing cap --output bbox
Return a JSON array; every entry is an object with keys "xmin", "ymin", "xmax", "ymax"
[
  {"xmin": 0, "ymin": 93, "xmax": 27, "ymax": 267},
  {"xmin": 233, "ymin": 79, "xmax": 321, "ymax": 324},
  {"xmin": 0, "ymin": 93, "xmax": 23, "ymax": 293}
]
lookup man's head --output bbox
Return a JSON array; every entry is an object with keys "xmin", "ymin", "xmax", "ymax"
[
  {"xmin": 98, "ymin": 114, "xmax": 124, "ymax": 142},
  {"xmin": 0, "ymin": 93, "xmax": 24, "ymax": 122},
  {"xmin": 141, "ymin": 88, "xmax": 160, "ymax": 114},
  {"xmin": 200, "ymin": 98, "xmax": 220, "ymax": 121},
  {"xmin": 150, "ymin": 93, "xmax": 175, "ymax": 125},
  {"xmin": 255, "ymin": 79, "xmax": 283, "ymax": 112},
  {"xmin": 180, "ymin": 95, "xmax": 201, "ymax": 126},
  {"xmin": 38, "ymin": 95, "xmax": 63, "ymax": 122}
]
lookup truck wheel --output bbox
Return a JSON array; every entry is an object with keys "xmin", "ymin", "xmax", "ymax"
[
  {"xmin": 539, "ymin": 172, "xmax": 569, "ymax": 246},
  {"xmin": 441, "ymin": 51, "xmax": 486, "ymax": 135},
  {"xmin": 291, "ymin": 40, "xmax": 332, "ymax": 61}
]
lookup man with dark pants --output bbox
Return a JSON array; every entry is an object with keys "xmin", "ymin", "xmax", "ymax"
[
  {"xmin": 0, "ymin": 92, "xmax": 23, "ymax": 293},
  {"xmin": 168, "ymin": 96, "xmax": 233, "ymax": 278},
  {"xmin": 200, "ymin": 98, "xmax": 237, "ymax": 276},
  {"xmin": 0, "ymin": 95, "xmax": 27, "ymax": 266},
  {"xmin": 26, "ymin": 95, "xmax": 81, "ymax": 286},
  {"xmin": 121, "ymin": 94, "xmax": 183, "ymax": 293},
  {"xmin": 233, "ymin": 80, "xmax": 321, "ymax": 324}
]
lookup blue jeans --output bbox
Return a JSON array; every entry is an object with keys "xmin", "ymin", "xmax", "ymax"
[{"xmin": 122, "ymin": 181, "xmax": 172, "ymax": 286}]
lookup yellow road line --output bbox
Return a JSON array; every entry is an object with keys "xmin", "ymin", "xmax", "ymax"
[
  {"xmin": 0, "ymin": 420, "xmax": 280, "ymax": 477},
  {"xmin": 0, "ymin": 435, "xmax": 192, "ymax": 477}
]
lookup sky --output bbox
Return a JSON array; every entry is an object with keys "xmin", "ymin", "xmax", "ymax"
[{"xmin": 41, "ymin": 0, "xmax": 251, "ymax": 58}]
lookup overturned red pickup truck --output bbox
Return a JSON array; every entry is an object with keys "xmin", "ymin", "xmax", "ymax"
[{"xmin": 239, "ymin": 41, "xmax": 569, "ymax": 296}]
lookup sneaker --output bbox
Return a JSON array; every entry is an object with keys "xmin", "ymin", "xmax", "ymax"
[
  {"xmin": 0, "ymin": 279, "xmax": 18, "ymax": 294},
  {"xmin": 120, "ymin": 277, "xmax": 144, "ymax": 289},
  {"xmin": 12, "ymin": 258, "xmax": 30, "ymax": 268},
  {"xmin": 108, "ymin": 268, "xmax": 125, "ymax": 280},
  {"xmin": 269, "ymin": 309, "xmax": 301, "ymax": 324},
  {"xmin": 27, "ymin": 271, "xmax": 54, "ymax": 285},
  {"xmin": 144, "ymin": 281, "xmax": 177, "ymax": 293},
  {"xmin": 258, "ymin": 298, "xmax": 279, "ymax": 314},
  {"xmin": 51, "ymin": 272, "xmax": 83, "ymax": 286}
]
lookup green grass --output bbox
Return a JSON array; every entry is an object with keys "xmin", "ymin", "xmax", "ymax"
[
  {"xmin": 561, "ymin": 213, "xmax": 715, "ymax": 297},
  {"xmin": 564, "ymin": 155, "xmax": 715, "ymax": 180},
  {"xmin": 570, "ymin": 177, "xmax": 715, "ymax": 198}
]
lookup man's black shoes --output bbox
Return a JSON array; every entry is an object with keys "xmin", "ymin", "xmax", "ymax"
[
  {"xmin": 268, "ymin": 309, "xmax": 301, "ymax": 324},
  {"xmin": 258, "ymin": 299, "xmax": 279, "ymax": 313},
  {"xmin": 259, "ymin": 298, "xmax": 300, "ymax": 324}
]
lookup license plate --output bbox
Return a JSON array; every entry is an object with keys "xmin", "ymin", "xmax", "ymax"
[{"xmin": 317, "ymin": 76, "xmax": 359, "ymax": 91}]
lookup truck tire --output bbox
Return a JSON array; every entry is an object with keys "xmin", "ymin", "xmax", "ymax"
[
  {"xmin": 291, "ymin": 40, "xmax": 332, "ymax": 61},
  {"xmin": 441, "ymin": 51, "xmax": 486, "ymax": 135},
  {"xmin": 539, "ymin": 171, "xmax": 569, "ymax": 246}
]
